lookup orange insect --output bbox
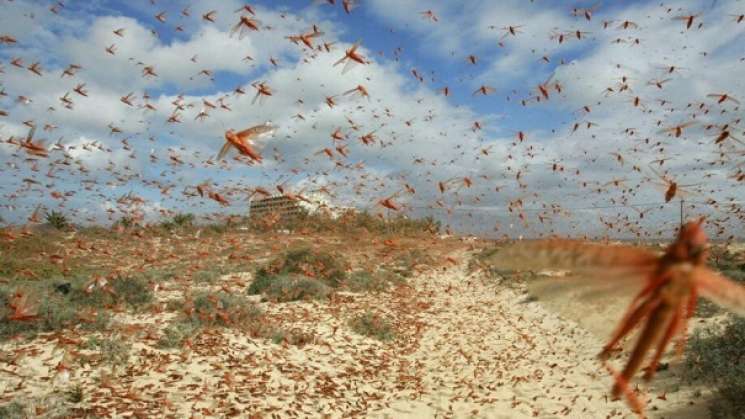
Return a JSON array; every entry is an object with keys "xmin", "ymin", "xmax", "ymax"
[
  {"xmin": 673, "ymin": 13, "xmax": 701, "ymax": 30},
  {"xmin": 707, "ymin": 93, "xmax": 739, "ymax": 105},
  {"xmin": 218, "ymin": 122, "xmax": 276, "ymax": 163},
  {"xmin": 379, "ymin": 195, "xmax": 401, "ymax": 211},
  {"xmin": 420, "ymin": 10, "xmax": 438, "ymax": 22},
  {"xmin": 231, "ymin": 15, "xmax": 261, "ymax": 39},
  {"xmin": 0, "ymin": 34, "xmax": 17, "ymax": 44},
  {"xmin": 251, "ymin": 81, "xmax": 273, "ymax": 104},
  {"xmin": 333, "ymin": 41, "xmax": 367, "ymax": 74},
  {"xmin": 287, "ymin": 25, "xmax": 324, "ymax": 49},
  {"xmin": 6, "ymin": 290, "xmax": 39, "ymax": 321},
  {"xmin": 572, "ymin": 3, "xmax": 600, "ymax": 21},
  {"xmin": 202, "ymin": 10, "xmax": 217, "ymax": 23},
  {"xmin": 648, "ymin": 167, "xmax": 698, "ymax": 203},
  {"xmin": 339, "ymin": 0, "xmax": 356, "ymax": 13},
  {"xmin": 208, "ymin": 191, "xmax": 230, "ymax": 206},
  {"xmin": 472, "ymin": 85, "xmax": 496, "ymax": 96},
  {"xmin": 658, "ymin": 121, "xmax": 695, "ymax": 138},
  {"xmin": 18, "ymin": 126, "xmax": 48, "ymax": 158},
  {"xmin": 500, "ymin": 25, "xmax": 523, "ymax": 38},
  {"xmin": 343, "ymin": 84, "xmax": 369, "ymax": 99}
]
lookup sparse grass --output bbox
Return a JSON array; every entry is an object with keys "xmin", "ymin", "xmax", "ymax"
[
  {"xmin": 84, "ymin": 336, "xmax": 131, "ymax": 367},
  {"xmin": 158, "ymin": 321, "xmax": 201, "ymax": 349},
  {"xmin": 389, "ymin": 249, "xmax": 437, "ymax": 278},
  {"xmin": 191, "ymin": 266, "xmax": 232, "ymax": 284},
  {"xmin": 345, "ymin": 270, "xmax": 404, "ymax": 293},
  {"xmin": 193, "ymin": 269, "xmax": 218, "ymax": 283},
  {"xmin": 685, "ymin": 316, "xmax": 745, "ymax": 419},
  {"xmin": 160, "ymin": 213, "xmax": 195, "ymax": 231},
  {"xmin": 0, "ymin": 394, "xmax": 70, "ymax": 418},
  {"xmin": 349, "ymin": 311, "xmax": 395, "ymax": 341},
  {"xmin": 0, "ymin": 401, "xmax": 25, "ymax": 419}
]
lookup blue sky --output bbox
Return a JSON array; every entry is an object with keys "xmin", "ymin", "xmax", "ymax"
[{"xmin": 1, "ymin": 0, "xmax": 744, "ymax": 238}]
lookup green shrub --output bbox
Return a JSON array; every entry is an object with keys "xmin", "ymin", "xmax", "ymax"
[
  {"xmin": 721, "ymin": 269, "xmax": 745, "ymax": 284},
  {"xmin": 248, "ymin": 248, "xmax": 348, "ymax": 295},
  {"xmin": 685, "ymin": 316, "xmax": 745, "ymax": 419},
  {"xmin": 261, "ymin": 274, "xmax": 331, "ymax": 302},
  {"xmin": 349, "ymin": 311, "xmax": 395, "ymax": 341},
  {"xmin": 66, "ymin": 385, "xmax": 84, "ymax": 404},
  {"xmin": 172, "ymin": 213, "xmax": 194, "ymax": 227},
  {"xmin": 158, "ymin": 321, "xmax": 200, "ymax": 349},
  {"xmin": 45, "ymin": 210, "xmax": 70, "ymax": 230},
  {"xmin": 160, "ymin": 292, "xmax": 265, "ymax": 348},
  {"xmin": 0, "ymin": 401, "xmax": 25, "ymax": 419},
  {"xmin": 84, "ymin": 336, "xmax": 130, "ymax": 367}
]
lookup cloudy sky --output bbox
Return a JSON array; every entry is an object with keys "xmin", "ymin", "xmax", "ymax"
[{"xmin": 1, "ymin": 0, "xmax": 743, "ymax": 239}]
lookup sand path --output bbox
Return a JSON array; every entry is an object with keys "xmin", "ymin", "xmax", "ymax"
[{"xmin": 373, "ymin": 256, "xmax": 634, "ymax": 418}]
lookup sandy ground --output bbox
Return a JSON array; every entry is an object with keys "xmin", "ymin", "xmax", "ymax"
[{"xmin": 0, "ymin": 250, "xmax": 713, "ymax": 418}]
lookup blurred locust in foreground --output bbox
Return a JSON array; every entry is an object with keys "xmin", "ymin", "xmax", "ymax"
[{"xmin": 494, "ymin": 218, "xmax": 745, "ymax": 417}]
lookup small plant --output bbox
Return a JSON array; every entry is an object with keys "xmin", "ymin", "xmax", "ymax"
[
  {"xmin": 45, "ymin": 210, "xmax": 70, "ymax": 230},
  {"xmin": 171, "ymin": 213, "xmax": 195, "ymax": 227},
  {"xmin": 349, "ymin": 311, "xmax": 395, "ymax": 341},
  {"xmin": 85, "ymin": 337, "xmax": 130, "ymax": 367},
  {"xmin": 158, "ymin": 321, "xmax": 200, "ymax": 349},
  {"xmin": 65, "ymin": 385, "xmax": 84, "ymax": 404}
]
